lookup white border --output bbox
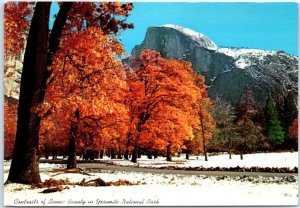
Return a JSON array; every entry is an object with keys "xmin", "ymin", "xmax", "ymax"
[{"xmin": 0, "ymin": 1, "xmax": 298, "ymax": 208}]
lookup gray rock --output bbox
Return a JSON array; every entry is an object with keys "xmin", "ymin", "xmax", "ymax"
[{"xmin": 131, "ymin": 25, "xmax": 298, "ymax": 111}]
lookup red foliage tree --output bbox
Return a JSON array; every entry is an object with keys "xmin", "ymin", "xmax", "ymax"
[
  {"xmin": 4, "ymin": 97, "xmax": 18, "ymax": 160},
  {"xmin": 126, "ymin": 50, "xmax": 208, "ymax": 162},
  {"xmin": 289, "ymin": 117, "xmax": 298, "ymax": 144},
  {"xmin": 185, "ymin": 95, "xmax": 215, "ymax": 160},
  {"xmin": 40, "ymin": 27, "xmax": 129, "ymax": 168},
  {"xmin": 4, "ymin": 2, "xmax": 33, "ymax": 57},
  {"xmin": 6, "ymin": 2, "xmax": 133, "ymax": 183}
]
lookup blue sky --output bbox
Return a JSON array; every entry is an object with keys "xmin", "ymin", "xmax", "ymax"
[{"xmin": 120, "ymin": 2, "xmax": 298, "ymax": 56}]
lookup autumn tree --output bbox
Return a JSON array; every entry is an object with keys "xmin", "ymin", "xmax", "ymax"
[
  {"xmin": 126, "ymin": 50, "xmax": 204, "ymax": 162},
  {"xmin": 4, "ymin": 97, "xmax": 18, "ymax": 160},
  {"xmin": 194, "ymin": 97, "xmax": 215, "ymax": 161},
  {"xmin": 4, "ymin": 2, "xmax": 33, "ymax": 59},
  {"xmin": 6, "ymin": 2, "xmax": 133, "ymax": 184},
  {"xmin": 211, "ymin": 99, "xmax": 237, "ymax": 159},
  {"xmin": 289, "ymin": 117, "xmax": 298, "ymax": 145},
  {"xmin": 185, "ymin": 91, "xmax": 215, "ymax": 160},
  {"xmin": 40, "ymin": 27, "xmax": 129, "ymax": 168},
  {"xmin": 7, "ymin": 3, "xmax": 51, "ymax": 184},
  {"xmin": 4, "ymin": 2, "xmax": 34, "ymax": 162},
  {"xmin": 236, "ymin": 88, "xmax": 266, "ymax": 159},
  {"xmin": 39, "ymin": 106, "xmax": 70, "ymax": 160}
]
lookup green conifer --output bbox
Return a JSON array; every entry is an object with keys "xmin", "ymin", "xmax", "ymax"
[{"xmin": 265, "ymin": 99, "xmax": 285, "ymax": 146}]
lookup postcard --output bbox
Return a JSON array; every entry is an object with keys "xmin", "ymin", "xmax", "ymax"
[{"xmin": 3, "ymin": 1, "xmax": 298, "ymax": 206}]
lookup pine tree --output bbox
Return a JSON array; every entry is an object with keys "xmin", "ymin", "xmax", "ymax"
[
  {"xmin": 236, "ymin": 118, "xmax": 266, "ymax": 159},
  {"xmin": 265, "ymin": 99, "xmax": 285, "ymax": 146}
]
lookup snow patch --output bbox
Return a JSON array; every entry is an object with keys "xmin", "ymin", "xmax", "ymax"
[
  {"xmin": 110, "ymin": 152, "xmax": 298, "ymax": 169},
  {"xmin": 217, "ymin": 48, "xmax": 277, "ymax": 59},
  {"xmin": 235, "ymin": 58, "xmax": 252, "ymax": 69},
  {"xmin": 217, "ymin": 48, "xmax": 277, "ymax": 69},
  {"xmin": 210, "ymin": 76, "xmax": 216, "ymax": 82},
  {"xmin": 162, "ymin": 24, "xmax": 218, "ymax": 51}
]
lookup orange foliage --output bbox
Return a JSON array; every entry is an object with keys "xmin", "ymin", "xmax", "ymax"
[
  {"xmin": 191, "ymin": 97, "xmax": 216, "ymax": 154},
  {"xmin": 289, "ymin": 117, "xmax": 298, "ymax": 144},
  {"xmin": 126, "ymin": 50, "xmax": 209, "ymax": 157},
  {"xmin": 4, "ymin": 98, "xmax": 18, "ymax": 159},
  {"xmin": 63, "ymin": 2, "xmax": 134, "ymax": 36},
  {"xmin": 4, "ymin": 2, "xmax": 33, "ymax": 56},
  {"xmin": 39, "ymin": 27, "xmax": 129, "ymax": 155},
  {"xmin": 5, "ymin": 2, "xmax": 135, "ymax": 160}
]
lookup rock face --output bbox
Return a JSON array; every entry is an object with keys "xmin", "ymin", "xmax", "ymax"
[
  {"xmin": 131, "ymin": 25, "xmax": 298, "ymax": 111},
  {"xmin": 4, "ymin": 54, "xmax": 23, "ymax": 100}
]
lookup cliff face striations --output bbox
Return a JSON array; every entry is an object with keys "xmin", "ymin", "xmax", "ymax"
[{"xmin": 131, "ymin": 25, "xmax": 298, "ymax": 111}]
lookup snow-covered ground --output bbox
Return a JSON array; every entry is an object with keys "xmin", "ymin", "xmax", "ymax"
[
  {"xmin": 98, "ymin": 152, "xmax": 298, "ymax": 169},
  {"xmin": 3, "ymin": 152, "xmax": 299, "ymax": 206}
]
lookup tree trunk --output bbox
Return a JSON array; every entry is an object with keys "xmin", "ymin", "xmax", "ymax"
[
  {"xmin": 200, "ymin": 116, "xmax": 208, "ymax": 161},
  {"xmin": 43, "ymin": 2, "xmax": 73, "ymax": 89},
  {"xmin": 94, "ymin": 150, "xmax": 99, "ymax": 159},
  {"xmin": 52, "ymin": 149, "xmax": 57, "ymax": 160},
  {"xmin": 147, "ymin": 151, "xmax": 152, "ymax": 159},
  {"xmin": 124, "ymin": 132, "xmax": 131, "ymax": 160},
  {"xmin": 132, "ymin": 115, "xmax": 148, "ymax": 162},
  {"xmin": 240, "ymin": 150, "xmax": 244, "ymax": 160},
  {"xmin": 67, "ymin": 109, "xmax": 79, "ymax": 169},
  {"xmin": 131, "ymin": 146, "xmax": 138, "ymax": 163},
  {"xmin": 7, "ymin": 3, "xmax": 51, "ymax": 184},
  {"xmin": 45, "ymin": 145, "xmax": 49, "ymax": 159},
  {"xmin": 138, "ymin": 148, "xmax": 141, "ymax": 158},
  {"xmin": 229, "ymin": 150, "xmax": 232, "ymax": 159},
  {"xmin": 110, "ymin": 148, "xmax": 116, "ymax": 159},
  {"xmin": 117, "ymin": 149, "xmax": 122, "ymax": 159},
  {"xmin": 186, "ymin": 150, "xmax": 189, "ymax": 160},
  {"xmin": 99, "ymin": 149, "xmax": 104, "ymax": 159},
  {"xmin": 154, "ymin": 149, "xmax": 158, "ymax": 159},
  {"xmin": 7, "ymin": 2, "xmax": 73, "ymax": 184},
  {"xmin": 124, "ymin": 149, "xmax": 129, "ymax": 160},
  {"xmin": 166, "ymin": 143, "xmax": 172, "ymax": 161},
  {"xmin": 204, "ymin": 148, "xmax": 208, "ymax": 161},
  {"xmin": 53, "ymin": 148, "xmax": 59, "ymax": 159},
  {"xmin": 67, "ymin": 137, "xmax": 77, "ymax": 169}
]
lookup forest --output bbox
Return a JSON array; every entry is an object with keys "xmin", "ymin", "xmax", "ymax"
[{"xmin": 4, "ymin": 2, "xmax": 298, "ymax": 185}]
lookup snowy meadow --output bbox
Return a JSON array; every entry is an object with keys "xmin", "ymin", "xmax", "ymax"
[{"xmin": 3, "ymin": 152, "xmax": 298, "ymax": 206}]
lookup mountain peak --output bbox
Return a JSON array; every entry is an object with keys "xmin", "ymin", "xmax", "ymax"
[
  {"xmin": 161, "ymin": 24, "xmax": 218, "ymax": 50},
  {"xmin": 131, "ymin": 25, "xmax": 298, "ymax": 113}
]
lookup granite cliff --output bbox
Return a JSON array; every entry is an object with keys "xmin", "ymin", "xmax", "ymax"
[{"xmin": 131, "ymin": 25, "xmax": 298, "ymax": 112}]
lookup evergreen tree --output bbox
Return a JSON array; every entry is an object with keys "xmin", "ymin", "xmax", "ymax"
[
  {"xmin": 236, "ymin": 118, "xmax": 266, "ymax": 159},
  {"xmin": 265, "ymin": 99, "xmax": 285, "ymax": 146}
]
